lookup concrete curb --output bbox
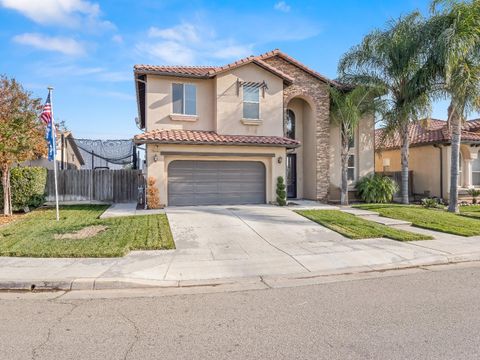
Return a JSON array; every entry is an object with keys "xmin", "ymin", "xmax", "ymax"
[{"xmin": 2, "ymin": 253, "xmax": 480, "ymax": 292}]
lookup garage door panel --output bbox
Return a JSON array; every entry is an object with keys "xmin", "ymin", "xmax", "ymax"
[{"xmin": 168, "ymin": 160, "xmax": 266, "ymax": 206}]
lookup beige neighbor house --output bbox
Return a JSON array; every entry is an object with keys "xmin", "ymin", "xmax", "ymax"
[
  {"xmin": 21, "ymin": 130, "xmax": 85, "ymax": 170},
  {"xmin": 133, "ymin": 49, "xmax": 375, "ymax": 206},
  {"xmin": 375, "ymin": 118, "xmax": 480, "ymax": 201}
]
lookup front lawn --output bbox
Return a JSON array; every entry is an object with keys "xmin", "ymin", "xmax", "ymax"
[
  {"xmin": 460, "ymin": 205, "xmax": 480, "ymax": 219},
  {"xmin": 0, "ymin": 205, "xmax": 175, "ymax": 257},
  {"xmin": 354, "ymin": 204, "xmax": 480, "ymax": 237},
  {"xmin": 296, "ymin": 210, "xmax": 432, "ymax": 241}
]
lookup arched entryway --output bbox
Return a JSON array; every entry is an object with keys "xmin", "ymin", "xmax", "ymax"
[{"xmin": 285, "ymin": 96, "xmax": 316, "ymax": 200}]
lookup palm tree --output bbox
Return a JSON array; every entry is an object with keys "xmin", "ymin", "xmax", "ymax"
[
  {"xmin": 329, "ymin": 86, "xmax": 383, "ymax": 205},
  {"xmin": 429, "ymin": 0, "xmax": 480, "ymax": 213},
  {"xmin": 338, "ymin": 13, "xmax": 433, "ymax": 204}
]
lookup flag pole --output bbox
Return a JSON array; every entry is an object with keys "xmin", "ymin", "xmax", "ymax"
[{"xmin": 48, "ymin": 86, "xmax": 60, "ymax": 221}]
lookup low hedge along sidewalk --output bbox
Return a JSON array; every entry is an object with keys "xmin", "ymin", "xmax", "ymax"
[{"xmin": 0, "ymin": 167, "xmax": 47, "ymax": 212}]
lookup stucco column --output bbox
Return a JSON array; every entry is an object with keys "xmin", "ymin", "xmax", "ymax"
[{"xmin": 464, "ymin": 159, "xmax": 473, "ymax": 188}]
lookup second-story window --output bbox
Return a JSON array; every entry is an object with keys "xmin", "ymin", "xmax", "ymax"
[
  {"xmin": 172, "ymin": 83, "xmax": 196, "ymax": 115},
  {"xmin": 243, "ymin": 85, "xmax": 260, "ymax": 119}
]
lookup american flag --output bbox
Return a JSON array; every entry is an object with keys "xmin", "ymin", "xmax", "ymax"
[{"xmin": 40, "ymin": 93, "xmax": 52, "ymax": 125}]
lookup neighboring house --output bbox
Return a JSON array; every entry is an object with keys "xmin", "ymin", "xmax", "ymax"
[
  {"xmin": 133, "ymin": 49, "xmax": 374, "ymax": 206},
  {"xmin": 22, "ymin": 130, "xmax": 85, "ymax": 170},
  {"xmin": 375, "ymin": 118, "xmax": 480, "ymax": 200}
]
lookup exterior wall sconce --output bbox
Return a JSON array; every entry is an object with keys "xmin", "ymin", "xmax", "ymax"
[
  {"xmin": 382, "ymin": 158, "xmax": 390, "ymax": 172},
  {"xmin": 277, "ymin": 156, "xmax": 283, "ymax": 164},
  {"xmin": 153, "ymin": 154, "xmax": 158, "ymax": 162}
]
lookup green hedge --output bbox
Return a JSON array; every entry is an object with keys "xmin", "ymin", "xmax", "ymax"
[{"xmin": 0, "ymin": 167, "xmax": 47, "ymax": 211}]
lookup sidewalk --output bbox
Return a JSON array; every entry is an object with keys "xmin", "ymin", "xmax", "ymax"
[{"xmin": 2, "ymin": 204, "xmax": 480, "ymax": 291}]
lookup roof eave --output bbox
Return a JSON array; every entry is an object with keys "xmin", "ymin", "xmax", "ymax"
[{"xmin": 133, "ymin": 139, "xmax": 300, "ymax": 148}]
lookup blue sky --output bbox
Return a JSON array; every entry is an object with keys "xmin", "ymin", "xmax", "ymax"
[{"xmin": 0, "ymin": 0, "xmax": 466, "ymax": 139}]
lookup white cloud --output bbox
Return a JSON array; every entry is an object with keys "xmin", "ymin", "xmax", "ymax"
[
  {"xmin": 137, "ymin": 22, "xmax": 252, "ymax": 65},
  {"xmin": 274, "ymin": 1, "xmax": 291, "ymax": 13},
  {"xmin": 13, "ymin": 33, "xmax": 86, "ymax": 56},
  {"xmin": 112, "ymin": 34, "xmax": 123, "ymax": 44},
  {"xmin": 0, "ymin": 0, "xmax": 113, "ymax": 30}
]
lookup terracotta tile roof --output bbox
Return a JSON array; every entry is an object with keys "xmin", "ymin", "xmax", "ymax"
[
  {"xmin": 134, "ymin": 129, "xmax": 300, "ymax": 148},
  {"xmin": 376, "ymin": 118, "xmax": 480, "ymax": 150},
  {"xmin": 133, "ymin": 65, "xmax": 217, "ymax": 77}
]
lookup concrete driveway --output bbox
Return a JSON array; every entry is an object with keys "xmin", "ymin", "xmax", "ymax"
[{"xmin": 163, "ymin": 205, "xmax": 444, "ymax": 280}]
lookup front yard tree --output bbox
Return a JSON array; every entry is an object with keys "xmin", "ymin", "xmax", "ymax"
[
  {"xmin": 429, "ymin": 0, "xmax": 480, "ymax": 213},
  {"xmin": 338, "ymin": 13, "xmax": 433, "ymax": 204},
  {"xmin": 0, "ymin": 75, "xmax": 46, "ymax": 216},
  {"xmin": 329, "ymin": 86, "xmax": 382, "ymax": 205}
]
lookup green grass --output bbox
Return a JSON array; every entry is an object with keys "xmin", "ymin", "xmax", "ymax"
[
  {"xmin": 296, "ymin": 210, "xmax": 432, "ymax": 241},
  {"xmin": 460, "ymin": 205, "xmax": 480, "ymax": 219},
  {"xmin": 0, "ymin": 205, "xmax": 175, "ymax": 257},
  {"xmin": 354, "ymin": 204, "xmax": 480, "ymax": 237}
]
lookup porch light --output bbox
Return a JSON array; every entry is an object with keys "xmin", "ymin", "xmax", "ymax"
[
  {"xmin": 277, "ymin": 156, "xmax": 283, "ymax": 164},
  {"xmin": 153, "ymin": 154, "xmax": 158, "ymax": 162}
]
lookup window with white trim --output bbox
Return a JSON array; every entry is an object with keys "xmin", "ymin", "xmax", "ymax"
[
  {"xmin": 172, "ymin": 83, "xmax": 196, "ymax": 115},
  {"xmin": 347, "ymin": 154, "xmax": 356, "ymax": 182},
  {"xmin": 243, "ymin": 85, "xmax": 260, "ymax": 119},
  {"xmin": 473, "ymin": 151, "xmax": 480, "ymax": 186}
]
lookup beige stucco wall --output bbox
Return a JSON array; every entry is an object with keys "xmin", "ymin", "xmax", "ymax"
[
  {"xmin": 328, "ymin": 115, "xmax": 375, "ymax": 201},
  {"xmin": 146, "ymin": 144, "xmax": 286, "ymax": 206},
  {"xmin": 375, "ymin": 145, "xmax": 443, "ymax": 197},
  {"xmin": 215, "ymin": 63, "xmax": 284, "ymax": 136},
  {"xmin": 145, "ymin": 75, "xmax": 215, "ymax": 132}
]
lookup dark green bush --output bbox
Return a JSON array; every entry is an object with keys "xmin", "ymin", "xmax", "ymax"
[
  {"xmin": 421, "ymin": 197, "xmax": 444, "ymax": 209},
  {"xmin": 356, "ymin": 174, "xmax": 398, "ymax": 203},
  {"xmin": 0, "ymin": 167, "xmax": 47, "ymax": 212},
  {"xmin": 276, "ymin": 176, "xmax": 287, "ymax": 206}
]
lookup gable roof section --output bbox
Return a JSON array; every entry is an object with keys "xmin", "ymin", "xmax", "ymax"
[
  {"xmin": 376, "ymin": 118, "xmax": 480, "ymax": 150},
  {"xmin": 256, "ymin": 49, "xmax": 345, "ymax": 88}
]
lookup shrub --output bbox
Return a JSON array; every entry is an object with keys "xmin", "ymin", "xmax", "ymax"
[
  {"xmin": 355, "ymin": 174, "xmax": 398, "ymax": 203},
  {"xmin": 421, "ymin": 197, "xmax": 444, "ymax": 209},
  {"xmin": 276, "ymin": 176, "xmax": 287, "ymax": 206},
  {"xmin": 467, "ymin": 188, "xmax": 480, "ymax": 204},
  {"xmin": 147, "ymin": 176, "xmax": 161, "ymax": 209},
  {"xmin": 0, "ymin": 167, "xmax": 47, "ymax": 212}
]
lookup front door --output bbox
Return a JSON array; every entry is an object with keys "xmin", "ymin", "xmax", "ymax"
[{"xmin": 286, "ymin": 154, "xmax": 297, "ymax": 198}]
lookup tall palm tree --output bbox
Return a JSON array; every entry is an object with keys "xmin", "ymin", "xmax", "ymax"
[
  {"xmin": 330, "ymin": 85, "xmax": 383, "ymax": 205},
  {"xmin": 429, "ymin": 0, "xmax": 480, "ymax": 213},
  {"xmin": 338, "ymin": 13, "xmax": 433, "ymax": 204}
]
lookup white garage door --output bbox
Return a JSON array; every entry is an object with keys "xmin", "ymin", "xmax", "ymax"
[{"xmin": 168, "ymin": 160, "xmax": 266, "ymax": 206}]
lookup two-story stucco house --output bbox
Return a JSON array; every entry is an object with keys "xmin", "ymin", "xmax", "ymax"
[{"xmin": 133, "ymin": 49, "xmax": 374, "ymax": 206}]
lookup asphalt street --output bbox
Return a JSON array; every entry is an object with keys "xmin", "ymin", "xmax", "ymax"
[{"xmin": 2, "ymin": 263, "xmax": 480, "ymax": 360}]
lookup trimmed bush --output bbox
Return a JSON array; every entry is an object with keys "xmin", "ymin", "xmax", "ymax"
[
  {"xmin": 421, "ymin": 197, "xmax": 444, "ymax": 209},
  {"xmin": 147, "ymin": 176, "xmax": 161, "ymax": 209},
  {"xmin": 276, "ymin": 176, "xmax": 287, "ymax": 206},
  {"xmin": 355, "ymin": 174, "xmax": 398, "ymax": 203},
  {"xmin": 0, "ymin": 167, "xmax": 47, "ymax": 212}
]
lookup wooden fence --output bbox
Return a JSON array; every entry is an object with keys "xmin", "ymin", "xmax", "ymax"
[{"xmin": 46, "ymin": 169, "xmax": 145, "ymax": 203}]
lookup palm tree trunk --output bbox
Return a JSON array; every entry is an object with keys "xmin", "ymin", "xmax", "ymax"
[
  {"xmin": 448, "ymin": 104, "xmax": 461, "ymax": 213},
  {"xmin": 400, "ymin": 123, "xmax": 410, "ymax": 204},
  {"xmin": 1, "ymin": 165, "xmax": 12, "ymax": 216},
  {"xmin": 340, "ymin": 140, "xmax": 349, "ymax": 206}
]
